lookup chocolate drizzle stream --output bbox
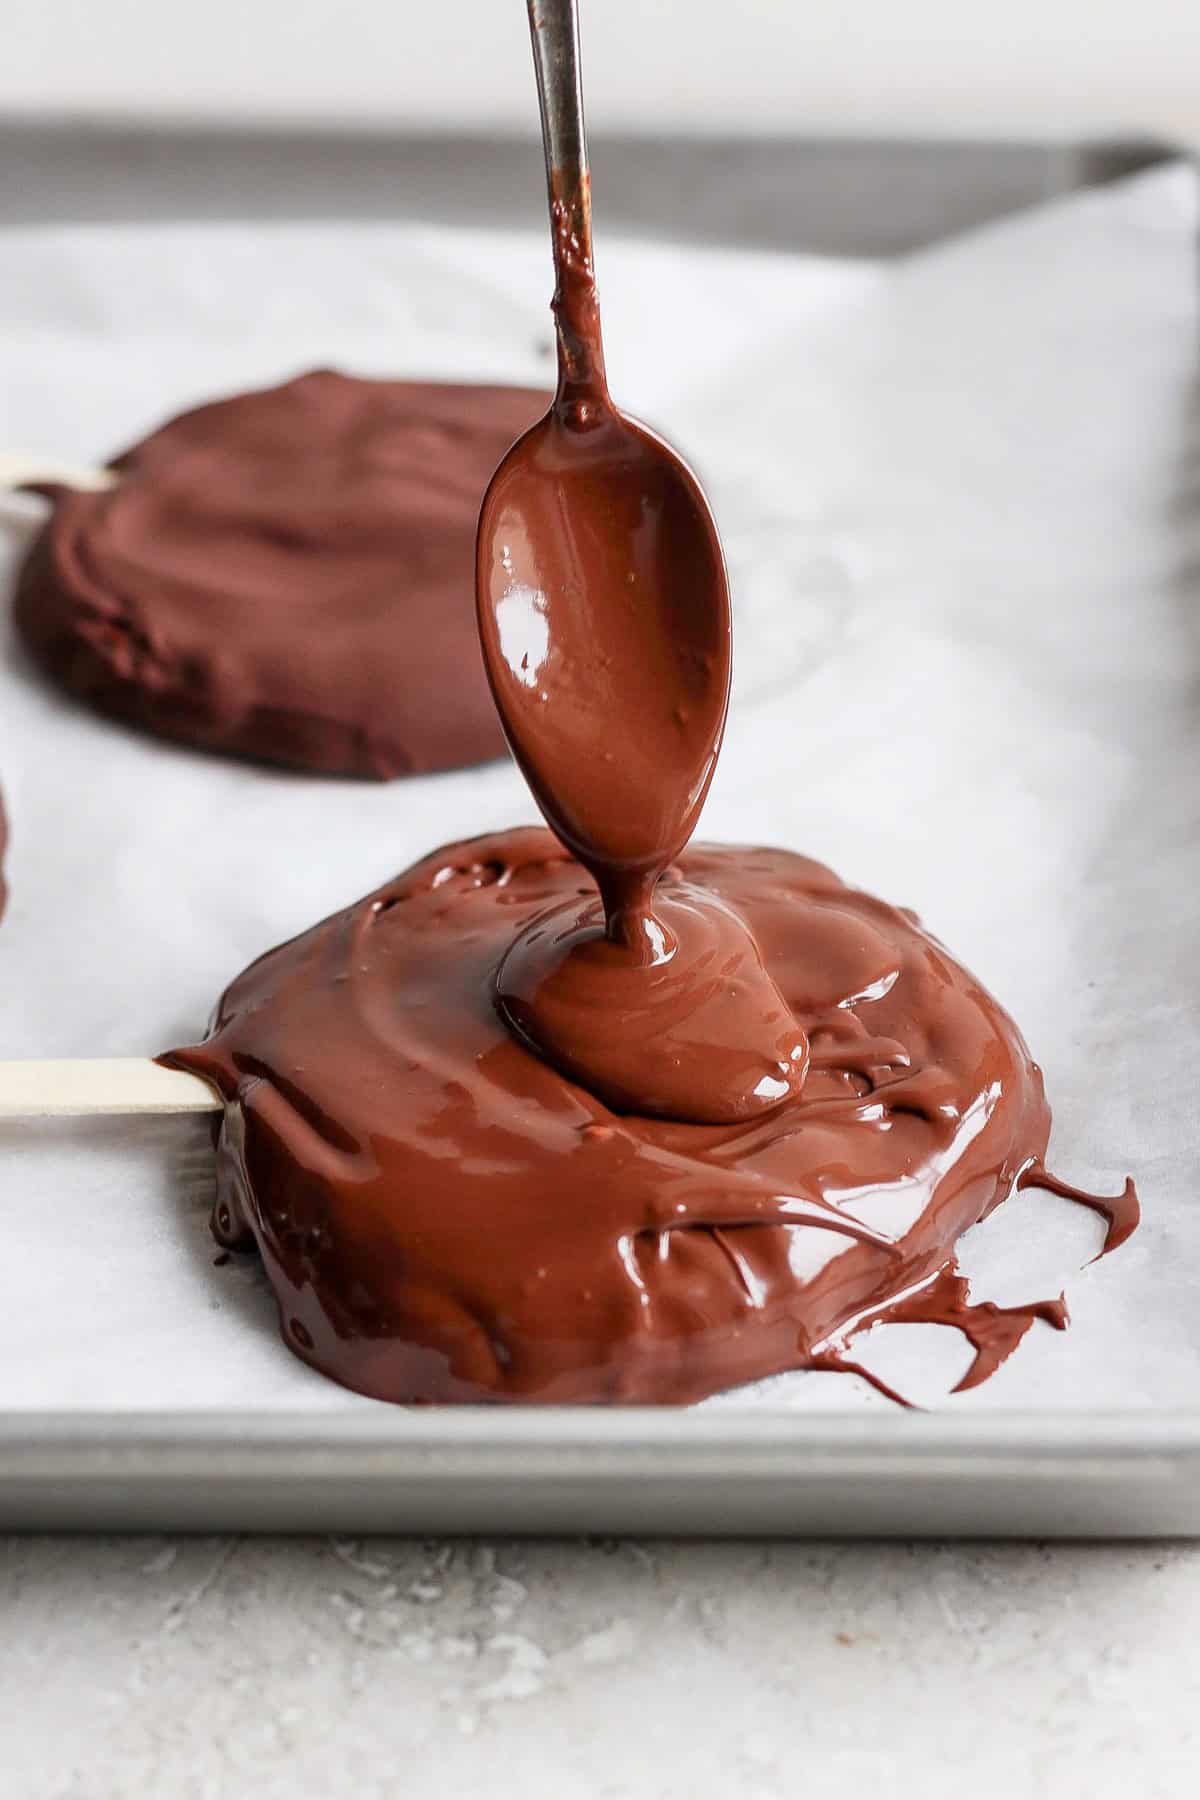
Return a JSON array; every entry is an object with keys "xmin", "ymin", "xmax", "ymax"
[
  {"xmin": 1019, "ymin": 1160, "xmax": 1141, "ymax": 1259},
  {"xmin": 812, "ymin": 1268, "xmax": 1070, "ymax": 1408}
]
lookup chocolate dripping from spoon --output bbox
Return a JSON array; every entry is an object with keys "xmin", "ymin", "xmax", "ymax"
[{"xmin": 475, "ymin": 0, "xmax": 809, "ymax": 1123}]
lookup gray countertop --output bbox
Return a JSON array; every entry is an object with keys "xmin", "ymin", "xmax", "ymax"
[{"xmin": 2, "ymin": 1533, "xmax": 1194, "ymax": 1798}]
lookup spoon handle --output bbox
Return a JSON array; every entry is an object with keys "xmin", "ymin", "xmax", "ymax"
[
  {"xmin": 525, "ymin": 0, "xmax": 608, "ymax": 405},
  {"xmin": 527, "ymin": 0, "xmax": 589, "ymax": 211}
]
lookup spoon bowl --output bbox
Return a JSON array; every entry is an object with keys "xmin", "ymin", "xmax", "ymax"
[{"xmin": 477, "ymin": 397, "xmax": 731, "ymax": 923}]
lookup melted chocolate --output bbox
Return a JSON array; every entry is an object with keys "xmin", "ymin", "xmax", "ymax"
[
  {"xmin": 1019, "ymin": 1161, "xmax": 1141, "ymax": 1259},
  {"xmin": 166, "ymin": 829, "xmax": 1069, "ymax": 1405},
  {"xmin": 495, "ymin": 886, "xmax": 809, "ymax": 1124},
  {"xmin": 15, "ymin": 371, "xmax": 547, "ymax": 777},
  {"xmin": 477, "ymin": 173, "xmax": 804, "ymax": 1125},
  {"xmin": 814, "ymin": 1268, "xmax": 1071, "ymax": 1407}
]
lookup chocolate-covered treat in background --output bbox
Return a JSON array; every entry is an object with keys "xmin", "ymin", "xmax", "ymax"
[{"xmin": 14, "ymin": 371, "xmax": 548, "ymax": 777}]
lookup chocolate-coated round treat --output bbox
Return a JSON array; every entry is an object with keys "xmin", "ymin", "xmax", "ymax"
[
  {"xmin": 14, "ymin": 372, "xmax": 548, "ymax": 777},
  {"xmin": 166, "ymin": 828, "xmax": 1061, "ymax": 1406}
]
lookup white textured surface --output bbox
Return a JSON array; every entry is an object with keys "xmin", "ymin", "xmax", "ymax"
[{"xmin": 1, "ymin": 1533, "xmax": 1198, "ymax": 1798}]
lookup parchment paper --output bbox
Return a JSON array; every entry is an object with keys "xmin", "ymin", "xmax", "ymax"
[{"xmin": 0, "ymin": 167, "xmax": 1195, "ymax": 1414}]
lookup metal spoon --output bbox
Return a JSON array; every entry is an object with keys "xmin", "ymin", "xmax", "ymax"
[{"xmin": 476, "ymin": 0, "xmax": 732, "ymax": 956}]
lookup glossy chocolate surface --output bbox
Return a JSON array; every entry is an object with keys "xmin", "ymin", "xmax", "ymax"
[
  {"xmin": 15, "ymin": 371, "xmax": 547, "ymax": 777},
  {"xmin": 166, "ymin": 829, "xmax": 1069, "ymax": 1405},
  {"xmin": 494, "ymin": 885, "xmax": 809, "ymax": 1124}
]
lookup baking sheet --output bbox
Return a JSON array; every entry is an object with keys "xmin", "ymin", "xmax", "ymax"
[{"xmin": 0, "ymin": 164, "xmax": 1197, "ymax": 1488}]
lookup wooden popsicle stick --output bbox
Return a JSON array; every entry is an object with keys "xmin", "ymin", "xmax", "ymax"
[
  {"xmin": 0, "ymin": 454, "xmax": 117, "ymax": 493},
  {"xmin": 0, "ymin": 1058, "xmax": 221, "ymax": 1120}
]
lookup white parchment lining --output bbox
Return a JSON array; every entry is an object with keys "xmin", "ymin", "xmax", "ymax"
[{"xmin": 0, "ymin": 168, "xmax": 1195, "ymax": 1414}]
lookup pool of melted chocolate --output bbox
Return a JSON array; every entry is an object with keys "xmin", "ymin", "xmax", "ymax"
[{"xmin": 164, "ymin": 827, "xmax": 1104, "ymax": 1405}]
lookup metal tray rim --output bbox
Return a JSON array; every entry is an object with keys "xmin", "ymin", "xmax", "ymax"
[
  {"xmin": 8, "ymin": 1409, "xmax": 1200, "ymax": 1536},
  {"xmin": 7, "ymin": 1406, "xmax": 1200, "ymax": 1451}
]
